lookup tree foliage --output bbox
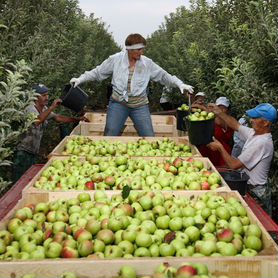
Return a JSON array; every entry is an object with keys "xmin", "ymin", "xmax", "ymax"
[
  {"xmin": 0, "ymin": 0, "xmax": 119, "ymax": 189},
  {"xmin": 0, "ymin": 58, "xmax": 35, "ymax": 191},
  {"xmin": 145, "ymin": 0, "xmax": 278, "ymax": 220}
]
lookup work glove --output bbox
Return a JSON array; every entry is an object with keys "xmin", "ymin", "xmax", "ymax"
[
  {"xmin": 70, "ymin": 77, "xmax": 81, "ymax": 88},
  {"xmin": 179, "ymin": 84, "xmax": 194, "ymax": 95}
]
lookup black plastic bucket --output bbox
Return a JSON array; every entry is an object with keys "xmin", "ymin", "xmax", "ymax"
[
  {"xmin": 61, "ymin": 84, "xmax": 88, "ymax": 112},
  {"xmin": 220, "ymin": 171, "xmax": 249, "ymax": 196},
  {"xmin": 187, "ymin": 117, "xmax": 215, "ymax": 145},
  {"xmin": 176, "ymin": 110, "xmax": 189, "ymax": 131}
]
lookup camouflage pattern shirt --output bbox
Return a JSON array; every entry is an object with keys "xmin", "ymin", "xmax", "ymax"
[{"xmin": 17, "ymin": 103, "xmax": 56, "ymax": 154}]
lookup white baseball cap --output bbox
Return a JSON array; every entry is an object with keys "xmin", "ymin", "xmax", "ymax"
[
  {"xmin": 195, "ymin": 92, "xmax": 206, "ymax": 97},
  {"xmin": 216, "ymin": 96, "xmax": 230, "ymax": 107}
]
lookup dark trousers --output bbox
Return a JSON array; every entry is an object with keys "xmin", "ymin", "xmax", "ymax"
[
  {"xmin": 248, "ymin": 183, "xmax": 272, "ymax": 216},
  {"xmin": 12, "ymin": 150, "xmax": 36, "ymax": 183},
  {"xmin": 160, "ymin": 102, "xmax": 174, "ymax": 111}
]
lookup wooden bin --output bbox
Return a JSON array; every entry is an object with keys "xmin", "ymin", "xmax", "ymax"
[
  {"xmin": 71, "ymin": 112, "xmax": 178, "ymax": 137},
  {"xmin": 0, "ymin": 191, "xmax": 277, "ymax": 278},
  {"xmin": 48, "ymin": 135, "xmax": 201, "ymax": 158},
  {"xmin": 22, "ymin": 156, "xmax": 231, "ymax": 194}
]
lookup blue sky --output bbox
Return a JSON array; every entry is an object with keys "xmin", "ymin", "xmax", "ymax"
[{"xmin": 78, "ymin": 0, "xmax": 191, "ymax": 46}]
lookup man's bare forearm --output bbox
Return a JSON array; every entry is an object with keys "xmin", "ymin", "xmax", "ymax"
[
  {"xmin": 216, "ymin": 111, "xmax": 240, "ymax": 131},
  {"xmin": 218, "ymin": 144, "xmax": 243, "ymax": 169}
]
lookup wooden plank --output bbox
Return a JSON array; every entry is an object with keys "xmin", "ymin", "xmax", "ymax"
[
  {"xmin": 78, "ymin": 122, "xmax": 178, "ymax": 137},
  {"xmin": 0, "ymin": 258, "xmax": 277, "ymax": 278},
  {"xmin": 75, "ymin": 113, "xmax": 179, "ymax": 137},
  {"xmin": 0, "ymin": 165, "xmax": 44, "ymax": 220},
  {"xmin": 22, "ymin": 156, "xmax": 231, "ymax": 194},
  {"xmin": 69, "ymin": 124, "xmax": 80, "ymax": 135},
  {"xmin": 84, "ymin": 112, "xmax": 177, "ymax": 125}
]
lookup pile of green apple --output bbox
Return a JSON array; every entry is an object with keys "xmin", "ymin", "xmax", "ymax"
[
  {"xmin": 177, "ymin": 104, "xmax": 190, "ymax": 111},
  {"xmin": 0, "ymin": 191, "xmax": 264, "ymax": 261},
  {"xmin": 187, "ymin": 108, "xmax": 215, "ymax": 121},
  {"xmin": 34, "ymin": 156, "xmax": 223, "ymax": 191},
  {"xmin": 118, "ymin": 262, "xmax": 229, "ymax": 278},
  {"xmin": 61, "ymin": 136, "xmax": 193, "ymax": 157}
]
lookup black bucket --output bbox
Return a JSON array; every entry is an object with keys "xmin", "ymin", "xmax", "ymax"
[
  {"xmin": 220, "ymin": 171, "xmax": 249, "ymax": 196},
  {"xmin": 187, "ymin": 117, "xmax": 215, "ymax": 145},
  {"xmin": 176, "ymin": 110, "xmax": 189, "ymax": 131},
  {"xmin": 61, "ymin": 84, "xmax": 88, "ymax": 112}
]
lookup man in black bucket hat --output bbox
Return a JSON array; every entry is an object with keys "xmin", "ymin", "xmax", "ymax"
[
  {"xmin": 12, "ymin": 84, "xmax": 88, "ymax": 182},
  {"xmin": 208, "ymin": 103, "xmax": 277, "ymax": 215}
]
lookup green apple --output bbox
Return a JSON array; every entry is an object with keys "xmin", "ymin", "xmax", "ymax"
[
  {"xmin": 119, "ymin": 265, "xmax": 137, "ymax": 278},
  {"xmin": 244, "ymin": 235, "xmax": 262, "ymax": 251},
  {"xmin": 241, "ymin": 248, "xmax": 257, "ymax": 256},
  {"xmin": 118, "ymin": 240, "xmax": 134, "ymax": 255},
  {"xmin": 159, "ymin": 243, "xmax": 175, "ymax": 257},
  {"xmin": 135, "ymin": 232, "xmax": 152, "ymax": 247},
  {"xmin": 185, "ymin": 226, "xmax": 200, "ymax": 242},
  {"xmin": 78, "ymin": 193, "xmax": 91, "ymax": 203}
]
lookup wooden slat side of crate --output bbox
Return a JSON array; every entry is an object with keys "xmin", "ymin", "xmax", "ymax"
[
  {"xmin": 69, "ymin": 124, "xmax": 80, "ymax": 135},
  {"xmin": 84, "ymin": 112, "xmax": 177, "ymax": 125},
  {"xmin": 23, "ymin": 156, "xmax": 230, "ymax": 194},
  {"xmin": 0, "ymin": 258, "xmax": 277, "ymax": 278},
  {"xmin": 84, "ymin": 112, "xmax": 106, "ymax": 123},
  {"xmin": 78, "ymin": 122, "xmax": 178, "ymax": 137},
  {"xmin": 49, "ymin": 135, "xmax": 201, "ymax": 157}
]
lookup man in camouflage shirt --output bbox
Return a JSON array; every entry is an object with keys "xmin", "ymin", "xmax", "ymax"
[{"xmin": 13, "ymin": 84, "xmax": 87, "ymax": 182}]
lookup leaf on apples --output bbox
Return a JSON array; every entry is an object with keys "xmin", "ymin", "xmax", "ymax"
[
  {"xmin": 122, "ymin": 185, "xmax": 131, "ymax": 199},
  {"xmin": 164, "ymin": 231, "xmax": 176, "ymax": 243}
]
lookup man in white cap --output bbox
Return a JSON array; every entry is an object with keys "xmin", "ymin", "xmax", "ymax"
[
  {"xmin": 70, "ymin": 33, "xmax": 194, "ymax": 136},
  {"xmin": 194, "ymin": 92, "xmax": 206, "ymax": 104},
  {"xmin": 208, "ymin": 103, "xmax": 277, "ymax": 215}
]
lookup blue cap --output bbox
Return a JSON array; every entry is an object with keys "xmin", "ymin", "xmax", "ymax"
[
  {"xmin": 33, "ymin": 84, "xmax": 49, "ymax": 94},
  {"xmin": 246, "ymin": 103, "xmax": 277, "ymax": 123}
]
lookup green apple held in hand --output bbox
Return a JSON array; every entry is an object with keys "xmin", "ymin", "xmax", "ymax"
[{"xmin": 177, "ymin": 104, "xmax": 190, "ymax": 111}]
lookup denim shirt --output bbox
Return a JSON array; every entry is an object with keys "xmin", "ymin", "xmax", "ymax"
[{"xmin": 78, "ymin": 50, "xmax": 184, "ymax": 102}]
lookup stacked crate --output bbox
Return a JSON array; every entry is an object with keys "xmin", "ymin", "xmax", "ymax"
[{"xmin": 71, "ymin": 112, "xmax": 179, "ymax": 137}]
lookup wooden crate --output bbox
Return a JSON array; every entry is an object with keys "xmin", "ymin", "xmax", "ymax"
[
  {"xmin": 49, "ymin": 135, "xmax": 201, "ymax": 158},
  {"xmin": 22, "ymin": 156, "xmax": 231, "ymax": 194},
  {"xmin": 0, "ymin": 191, "xmax": 277, "ymax": 278},
  {"xmin": 71, "ymin": 112, "xmax": 178, "ymax": 137}
]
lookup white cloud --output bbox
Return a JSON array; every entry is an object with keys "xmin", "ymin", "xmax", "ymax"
[{"xmin": 78, "ymin": 0, "xmax": 190, "ymax": 46}]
